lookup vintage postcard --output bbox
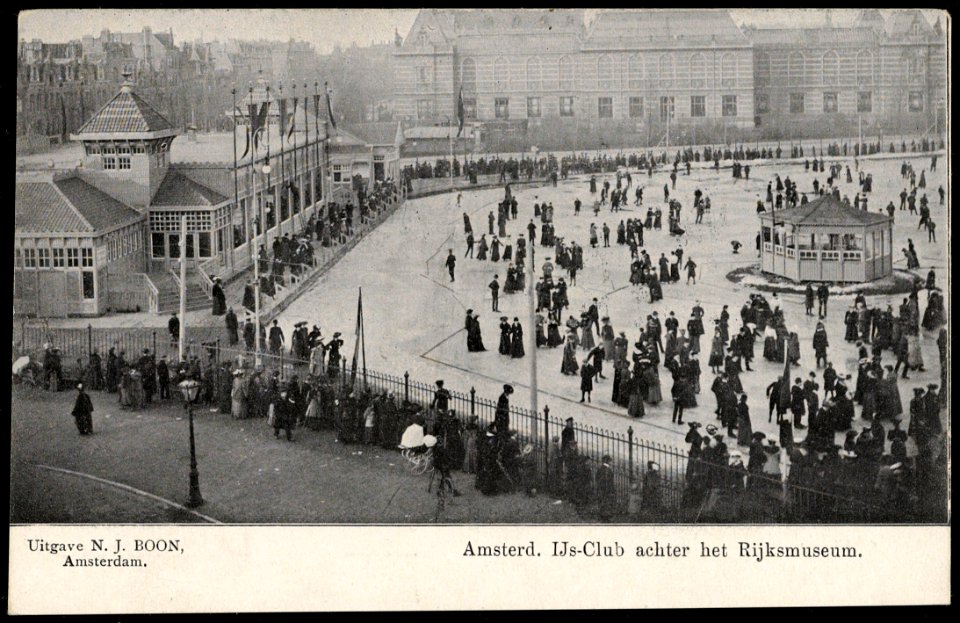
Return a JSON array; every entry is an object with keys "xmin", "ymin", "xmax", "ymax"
[{"xmin": 10, "ymin": 8, "xmax": 950, "ymax": 612}]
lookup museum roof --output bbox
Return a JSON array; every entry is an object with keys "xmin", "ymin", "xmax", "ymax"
[
  {"xmin": 15, "ymin": 174, "xmax": 143, "ymax": 234},
  {"xmin": 584, "ymin": 10, "xmax": 749, "ymax": 47},
  {"xmin": 763, "ymin": 194, "xmax": 891, "ymax": 227}
]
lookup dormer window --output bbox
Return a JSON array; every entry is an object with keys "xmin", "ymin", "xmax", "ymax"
[
  {"xmin": 911, "ymin": 22, "xmax": 921, "ymax": 35},
  {"xmin": 417, "ymin": 31, "xmax": 428, "ymax": 47}
]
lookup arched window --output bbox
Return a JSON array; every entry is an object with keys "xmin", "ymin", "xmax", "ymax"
[
  {"xmin": 822, "ymin": 50, "xmax": 839, "ymax": 85},
  {"xmin": 461, "ymin": 57, "xmax": 477, "ymax": 93},
  {"xmin": 494, "ymin": 56, "xmax": 509, "ymax": 91},
  {"xmin": 628, "ymin": 54, "xmax": 644, "ymax": 89},
  {"xmin": 526, "ymin": 57, "xmax": 542, "ymax": 91},
  {"xmin": 559, "ymin": 55, "xmax": 574, "ymax": 90},
  {"xmin": 720, "ymin": 53, "xmax": 736, "ymax": 88},
  {"xmin": 755, "ymin": 51, "xmax": 771, "ymax": 86},
  {"xmin": 788, "ymin": 51, "xmax": 804, "ymax": 86},
  {"xmin": 689, "ymin": 53, "xmax": 706, "ymax": 88},
  {"xmin": 658, "ymin": 53, "xmax": 674, "ymax": 88},
  {"xmin": 597, "ymin": 54, "xmax": 615, "ymax": 89},
  {"xmin": 856, "ymin": 50, "xmax": 873, "ymax": 85}
]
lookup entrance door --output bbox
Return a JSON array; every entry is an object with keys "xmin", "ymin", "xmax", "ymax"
[{"xmin": 374, "ymin": 161, "xmax": 385, "ymax": 181}]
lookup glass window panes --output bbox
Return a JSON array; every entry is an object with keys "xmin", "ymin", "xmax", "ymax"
[
  {"xmin": 198, "ymin": 232, "xmax": 211, "ymax": 257},
  {"xmin": 790, "ymin": 93, "xmax": 805, "ymax": 114},
  {"xmin": 909, "ymin": 91, "xmax": 924, "ymax": 112},
  {"xmin": 598, "ymin": 97, "xmax": 613, "ymax": 118},
  {"xmin": 24, "ymin": 248, "xmax": 37, "ymax": 268},
  {"xmin": 152, "ymin": 233, "xmax": 165, "ymax": 258},
  {"xmin": 560, "ymin": 96, "xmax": 574, "ymax": 117},
  {"xmin": 823, "ymin": 92, "xmax": 838, "ymax": 113},
  {"xmin": 494, "ymin": 97, "xmax": 509, "ymax": 119},
  {"xmin": 629, "ymin": 97, "xmax": 644, "ymax": 118},
  {"xmin": 82, "ymin": 271, "xmax": 95, "ymax": 299},
  {"xmin": 67, "ymin": 248, "xmax": 79, "ymax": 267},
  {"xmin": 857, "ymin": 91, "xmax": 872, "ymax": 113},
  {"xmin": 756, "ymin": 93, "xmax": 769, "ymax": 114},
  {"xmin": 690, "ymin": 95, "xmax": 706, "ymax": 117},
  {"xmin": 81, "ymin": 247, "xmax": 93, "ymax": 267},
  {"xmin": 37, "ymin": 248, "xmax": 50, "ymax": 268},
  {"xmin": 527, "ymin": 97, "xmax": 541, "ymax": 118},
  {"xmin": 53, "ymin": 248, "xmax": 64, "ymax": 267}
]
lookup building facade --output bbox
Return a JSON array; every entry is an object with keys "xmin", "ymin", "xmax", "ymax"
[{"xmin": 393, "ymin": 9, "xmax": 947, "ymax": 148}]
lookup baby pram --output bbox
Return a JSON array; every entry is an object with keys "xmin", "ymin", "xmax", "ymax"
[
  {"xmin": 398, "ymin": 422, "xmax": 437, "ymax": 474},
  {"xmin": 12, "ymin": 356, "xmax": 41, "ymax": 387}
]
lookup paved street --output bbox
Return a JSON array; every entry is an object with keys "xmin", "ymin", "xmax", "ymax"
[{"xmin": 10, "ymin": 386, "xmax": 580, "ymax": 524}]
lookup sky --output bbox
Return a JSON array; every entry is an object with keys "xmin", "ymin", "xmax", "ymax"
[{"xmin": 19, "ymin": 9, "xmax": 946, "ymax": 52}]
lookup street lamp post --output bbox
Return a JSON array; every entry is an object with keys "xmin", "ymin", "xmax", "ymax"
[{"xmin": 178, "ymin": 379, "xmax": 204, "ymax": 508}]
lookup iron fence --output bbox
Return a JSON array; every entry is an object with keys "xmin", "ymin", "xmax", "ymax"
[{"xmin": 15, "ymin": 333, "xmax": 924, "ymax": 523}]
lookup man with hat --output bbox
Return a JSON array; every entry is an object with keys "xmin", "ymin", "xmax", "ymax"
[
  {"xmin": 495, "ymin": 384, "xmax": 513, "ymax": 442},
  {"xmin": 489, "ymin": 274, "xmax": 500, "ymax": 312},
  {"xmin": 225, "ymin": 307, "xmax": 239, "ymax": 346},
  {"xmin": 596, "ymin": 455, "xmax": 617, "ymax": 521},
  {"xmin": 138, "ymin": 348, "xmax": 157, "ymax": 404},
  {"xmin": 327, "ymin": 332, "xmax": 344, "ymax": 377},
  {"xmin": 268, "ymin": 320, "xmax": 285, "ymax": 356},
  {"xmin": 71, "ymin": 383, "xmax": 94, "ymax": 436},
  {"xmin": 445, "ymin": 249, "xmax": 457, "ymax": 283},
  {"xmin": 273, "ymin": 383, "xmax": 296, "ymax": 441}
]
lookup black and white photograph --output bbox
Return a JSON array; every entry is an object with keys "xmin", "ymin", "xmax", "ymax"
[{"xmin": 10, "ymin": 7, "xmax": 950, "ymax": 612}]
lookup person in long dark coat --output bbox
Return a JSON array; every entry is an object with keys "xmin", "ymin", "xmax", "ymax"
[
  {"xmin": 648, "ymin": 273, "xmax": 663, "ymax": 303},
  {"xmin": 85, "ymin": 350, "xmax": 104, "ymax": 391},
  {"xmin": 211, "ymin": 278, "xmax": 227, "ymax": 315},
  {"xmin": 71, "ymin": 383, "xmax": 94, "ymax": 435},
  {"xmin": 498, "ymin": 317, "xmax": 512, "ymax": 355},
  {"xmin": 580, "ymin": 360, "xmax": 594, "ymax": 402},
  {"xmin": 476, "ymin": 427, "xmax": 499, "ymax": 494},
  {"xmin": 105, "ymin": 348, "xmax": 119, "ymax": 393},
  {"xmin": 844, "ymin": 306, "xmax": 859, "ymax": 341},
  {"xmin": 242, "ymin": 281, "xmax": 256, "ymax": 313},
  {"xmin": 595, "ymin": 456, "xmax": 617, "ymax": 520},
  {"xmin": 225, "ymin": 308, "xmax": 239, "ymax": 345},
  {"xmin": 510, "ymin": 319, "xmax": 525, "ymax": 358}
]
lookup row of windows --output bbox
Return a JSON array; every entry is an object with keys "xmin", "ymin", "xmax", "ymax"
[
  {"xmin": 16, "ymin": 247, "xmax": 93, "ymax": 269},
  {"xmin": 106, "ymin": 229, "xmax": 144, "ymax": 263},
  {"xmin": 755, "ymin": 90, "xmax": 923, "ymax": 115},
  {"xmin": 455, "ymin": 53, "xmax": 745, "ymax": 93},
  {"xmin": 430, "ymin": 95, "xmax": 741, "ymax": 120},
  {"xmin": 755, "ymin": 50, "xmax": 878, "ymax": 87},
  {"xmin": 151, "ymin": 232, "xmax": 212, "ymax": 259}
]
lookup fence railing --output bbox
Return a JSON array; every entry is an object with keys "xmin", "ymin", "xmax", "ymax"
[
  {"xmin": 203, "ymin": 344, "xmax": 913, "ymax": 523},
  {"xmin": 139, "ymin": 273, "xmax": 160, "ymax": 314}
]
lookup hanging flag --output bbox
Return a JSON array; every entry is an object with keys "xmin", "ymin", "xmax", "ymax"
[
  {"xmin": 456, "ymin": 85, "xmax": 465, "ymax": 138},
  {"xmin": 778, "ymin": 356, "xmax": 791, "ymax": 416},
  {"xmin": 350, "ymin": 289, "xmax": 362, "ymax": 389},
  {"xmin": 287, "ymin": 97, "xmax": 298, "ymax": 142},
  {"xmin": 247, "ymin": 102, "xmax": 260, "ymax": 154},
  {"xmin": 237, "ymin": 106, "xmax": 251, "ymax": 160},
  {"xmin": 278, "ymin": 98, "xmax": 288, "ymax": 143},
  {"xmin": 252, "ymin": 101, "xmax": 270, "ymax": 150},
  {"xmin": 325, "ymin": 82, "xmax": 337, "ymax": 130}
]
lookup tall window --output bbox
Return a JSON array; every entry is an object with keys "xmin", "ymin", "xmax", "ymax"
[
  {"xmin": 37, "ymin": 248, "xmax": 50, "ymax": 268},
  {"xmin": 24, "ymin": 248, "xmax": 37, "ymax": 268},
  {"xmin": 823, "ymin": 92, "xmax": 838, "ymax": 113},
  {"xmin": 598, "ymin": 97, "xmax": 613, "ymax": 118},
  {"xmin": 52, "ymin": 248, "xmax": 64, "ymax": 267},
  {"xmin": 67, "ymin": 248, "xmax": 79, "ymax": 267},
  {"xmin": 559, "ymin": 56, "xmax": 574, "ymax": 90},
  {"xmin": 559, "ymin": 96, "xmax": 574, "ymax": 117},
  {"xmin": 755, "ymin": 93, "xmax": 769, "ymax": 114},
  {"xmin": 909, "ymin": 91, "xmax": 924, "ymax": 112},
  {"xmin": 494, "ymin": 57, "xmax": 509, "ymax": 91},
  {"xmin": 690, "ymin": 95, "xmax": 706, "ymax": 117},
  {"xmin": 822, "ymin": 51, "xmax": 839, "ymax": 86},
  {"xmin": 722, "ymin": 95, "xmax": 738, "ymax": 117},
  {"xmin": 856, "ymin": 50, "xmax": 874, "ymax": 85},
  {"xmin": 689, "ymin": 53, "xmax": 706, "ymax": 88},
  {"xmin": 117, "ymin": 145, "xmax": 131, "ymax": 170},
  {"xmin": 790, "ymin": 93, "xmax": 805, "ymax": 114},
  {"xmin": 152, "ymin": 233, "xmax": 165, "ymax": 258},
  {"xmin": 495, "ymin": 97, "xmax": 510, "ymax": 119},
  {"xmin": 629, "ymin": 97, "xmax": 644, "ymax": 118},
  {"xmin": 857, "ymin": 91, "xmax": 872, "ymax": 113},
  {"xmin": 417, "ymin": 66, "xmax": 430, "ymax": 88},
  {"xmin": 658, "ymin": 54, "xmax": 674, "ymax": 88},
  {"xmin": 526, "ymin": 57, "xmax": 542, "ymax": 91},
  {"xmin": 597, "ymin": 54, "xmax": 615, "ymax": 89},
  {"xmin": 720, "ymin": 53, "xmax": 736, "ymax": 88},
  {"xmin": 788, "ymin": 52, "xmax": 804, "ymax": 86},
  {"xmin": 82, "ymin": 271, "xmax": 95, "ymax": 299},
  {"xmin": 416, "ymin": 100, "xmax": 433, "ymax": 120},
  {"xmin": 527, "ymin": 97, "xmax": 541, "ymax": 118},
  {"xmin": 461, "ymin": 58, "xmax": 477, "ymax": 93},
  {"xmin": 628, "ymin": 54, "xmax": 644, "ymax": 89},
  {"xmin": 463, "ymin": 98, "xmax": 477, "ymax": 119},
  {"xmin": 659, "ymin": 96, "xmax": 675, "ymax": 122},
  {"xmin": 102, "ymin": 146, "xmax": 116, "ymax": 170}
]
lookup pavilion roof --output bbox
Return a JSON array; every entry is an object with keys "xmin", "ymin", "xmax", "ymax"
[{"xmin": 764, "ymin": 194, "xmax": 890, "ymax": 227}]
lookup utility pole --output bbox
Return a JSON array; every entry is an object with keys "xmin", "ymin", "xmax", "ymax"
[{"xmin": 527, "ymin": 225, "xmax": 538, "ymax": 443}]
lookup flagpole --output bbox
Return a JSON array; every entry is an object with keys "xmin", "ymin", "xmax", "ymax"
[
  {"xmin": 265, "ymin": 85, "xmax": 273, "ymax": 257},
  {"xmin": 178, "ymin": 214, "xmax": 188, "ymax": 363},
  {"xmin": 247, "ymin": 87, "xmax": 256, "ymax": 268},
  {"xmin": 250, "ymin": 90, "xmax": 263, "ymax": 368},
  {"xmin": 278, "ymin": 82, "xmax": 286, "ymax": 241},
  {"xmin": 527, "ymin": 229, "xmax": 538, "ymax": 445},
  {"xmin": 448, "ymin": 116, "xmax": 454, "ymax": 193},
  {"xmin": 314, "ymin": 82, "xmax": 322, "ymax": 217},
  {"xmin": 360, "ymin": 288, "xmax": 367, "ymax": 387},
  {"xmin": 291, "ymin": 83, "xmax": 300, "ymax": 235},
  {"xmin": 231, "ymin": 87, "xmax": 239, "ymax": 272}
]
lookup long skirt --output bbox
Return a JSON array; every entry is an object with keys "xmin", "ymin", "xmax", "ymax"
[
  {"xmin": 646, "ymin": 376, "xmax": 663, "ymax": 404},
  {"xmin": 763, "ymin": 337, "xmax": 778, "ymax": 361},
  {"xmin": 547, "ymin": 325, "xmax": 563, "ymax": 347},
  {"xmin": 581, "ymin": 327, "xmax": 596, "ymax": 351},
  {"xmin": 603, "ymin": 338, "xmax": 615, "ymax": 361},
  {"xmin": 628, "ymin": 391, "xmax": 645, "ymax": 417},
  {"xmin": 736, "ymin": 412, "xmax": 753, "ymax": 446},
  {"xmin": 906, "ymin": 335, "xmax": 923, "ymax": 367}
]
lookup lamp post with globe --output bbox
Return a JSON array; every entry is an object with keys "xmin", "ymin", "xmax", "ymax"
[{"xmin": 178, "ymin": 379, "xmax": 204, "ymax": 508}]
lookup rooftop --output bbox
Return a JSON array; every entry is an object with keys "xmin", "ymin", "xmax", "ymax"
[
  {"xmin": 74, "ymin": 81, "xmax": 177, "ymax": 138},
  {"xmin": 152, "ymin": 170, "xmax": 228, "ymax": 207},
  {"xmin": 763, "ymin": 194, "xmax": 891, "ymax": 227},
  {"xmin": 584, "ymin": 10, "xmax": 749, "ymax": 47},
  {"xmin": 16, "ymin": 174, "xmax": 144, "ymax": 234}
]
